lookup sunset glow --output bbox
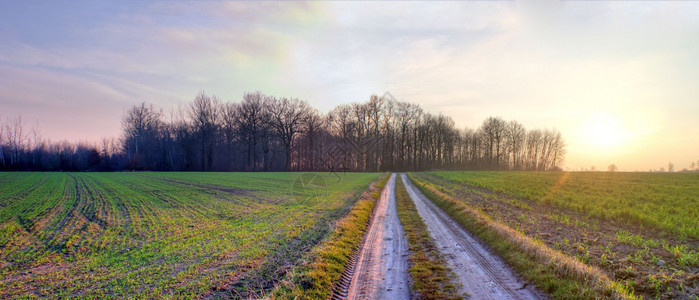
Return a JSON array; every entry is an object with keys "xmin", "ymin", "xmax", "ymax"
[
  {"xmin": 0, "ymin": 3, "xmax": 698, "ymax": 299},
  {"xmin": 580, "ymin": 112, "xmax": 629, "ymax": 149},
  {"xmin": 1, "ymin": 1, "xmax": 698, "ymax": 171}
]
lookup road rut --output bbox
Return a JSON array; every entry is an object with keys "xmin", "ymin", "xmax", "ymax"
[
  {"xmin": 346, "ymin": 173, "xmax": 410, "ymax": 300},
  {"xmin": 400, "ymin": 174, "xmax": 542, "ymax": 300}
]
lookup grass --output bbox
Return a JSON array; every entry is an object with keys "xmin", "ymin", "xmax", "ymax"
[
  {"xmin": 0, "ymin": 172, "xmax": 380, "ymax": 299},
  {"xmin": 407, "ymin": 173, "xmax": 635, "ymax": 300},
  {"xmin": 394, "ymin": 175, "xmax": 461, "ymax": 300},
  {"xmin": 428, "ymin": 171, "xmax": 699, "ymax": 240},
  {"xmin": 416, "ymin": 171, "xmax": 698, "ymax": 299},
  {"xmin": 272, "ymin": 173, "xmax": 389, "ymax": 299}
]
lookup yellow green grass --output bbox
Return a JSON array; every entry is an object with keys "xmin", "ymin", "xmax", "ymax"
[
  {"xmin": 428, "ymin": 171, "xmax": 699, "ymax": 240},
  {"xmin": 0, "ymin": 172, "xmax": 380, "ymax": 299}
]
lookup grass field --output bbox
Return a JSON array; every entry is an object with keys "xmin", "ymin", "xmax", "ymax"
[
  {"xmin": 0, "ymin": 172, "xmax": 380, "ymax": 299},
  {"xmin": 429, "ymin": 171, "xmax": 699, "ymax": 240},
  {"xmin": 2, "ymin": 171, "xmax": 696, "ymax": 299},
  {"xmin": 415, "ymin": 171, "xmax": 698, "ymax": 299}
]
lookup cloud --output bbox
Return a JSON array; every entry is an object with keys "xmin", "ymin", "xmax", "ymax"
[
  {"xmin": 0, "ymin": 65, "xmax": 130, "ymax": 140},
  {"xmin": 0, "ymin": 1, "xmax": 697, "ymax": 170}
]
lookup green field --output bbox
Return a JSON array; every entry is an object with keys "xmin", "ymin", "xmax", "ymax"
[
  {"xmin": 0, "ymin": 172, "xmax": 379, "ymax": 298},
  {"xmin": 416, "ymin": 171, "xmax": 698, "ymax": 298},
  {"xmin": 2, "ymin": 171, "xmax": 697, "ymax": 299},
  {"xmin": 427, "ymin": 171, "xmax": 699, "ymax": 239}
]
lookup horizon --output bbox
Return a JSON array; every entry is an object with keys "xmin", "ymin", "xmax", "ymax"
[{"xmin": 1, "ymin": 1, "xmax": 698, "ymax": 171}]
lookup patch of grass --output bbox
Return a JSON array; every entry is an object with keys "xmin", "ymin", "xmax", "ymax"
[
  {"xmin": 429, "ymin": 171, "xmax": 699, "ymax": 240},
  {"xmin": 407, "ymin": 173, "xmax": 636, "ymax": 300},
  {"xmin": 0, "ymin": 172, "xmax": 380, "ymax": 298},
  {"xmin": 615, "ymin": 230, "xmax": 661, "ymax": 248},
  {"xmin": 394, "ymin": 175, "xmax": 461, "ymax": 300},
  {"xmin": 272, "ymin": 173, "xmax": 390, "ymax": 299},
  {"xmin": 663, "ymin": 243, "xmax": 698, "ymax": 268}
]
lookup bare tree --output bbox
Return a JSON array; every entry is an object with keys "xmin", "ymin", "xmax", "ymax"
[
  {"xmin": 480, "ymin": 117, "xmax": 507, "ymax": 169},
  {"xmin": 351, "ymin": 102, "xmax": 370, "ymax": 170},
  {"xmin": 0, "ymin": 115, "xmax": 4, "ymax": 168},
  {"xmin": 122, "ymin": 103, "xmax": 163, "ymax": 170},
  {"xmin": 188, "ymin": 92, "xmax": 221, "ymax": 171},
  {"xmin": 395, "ymin": 102, "xmax": 420, "ymax": 170},
  {"xmin": 366, "ymin": 95, "xmax": 384, "ymax": 171},
  {"xmin": 461, "ymin": 128, "xmax": 478, "ymax": 168},
  {"xmin": 525, "ymin": 129, "xmax": 542, "ymax": 170},
  {"xmin": 608, "ymin": 164, "xmax": 618, "ymax": 172},
  {"xmin": 301, "ymin": 108, "xmax": 325, "ymax": 171},
  {"xmin": 4, "ymin": 115, "xmax": 26, "ymax": 167},
  {"xmin": 380, "ymin": 100, "xmax": 395, "ymax": 171},
  {"xmin": 410, "ymin": 106, "xmax": 424, "ymax": 171},
  {"xmin": 552, "ymin": 130, "xmax": 566, "ymax": 170},
  {"xmin": 266, "ymin": 96, "xmax": 310, "ymax": 171},
  {"xmin": 2, "ymin": 91, "xmax": 569, "ymax": 173},
  {"xmin": 233, "ymin": 92, "xmax": 268, "ymax": 171},
  {"xmin": 505, "ymin": 120, "xmax": 526, "ymax": 170}
]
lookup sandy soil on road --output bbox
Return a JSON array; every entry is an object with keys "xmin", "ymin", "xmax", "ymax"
[
  {"xmin": 346, "ymin": 174, "xmax": 411, "ymax": 300},
  {"xmin": 400, "ymin": 174, "xmax": 542, "ymax": 300}
]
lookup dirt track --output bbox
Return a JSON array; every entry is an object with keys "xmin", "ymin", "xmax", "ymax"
[
  {"xmin": 346, "ymin": 174, "xmax": 410, "ymax": 300},
  {"xmin": 400, "ymin": 174, "xmax": 542, "ymax": 300}
]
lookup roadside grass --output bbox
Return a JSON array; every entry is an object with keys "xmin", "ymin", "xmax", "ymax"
[
  {"xmin": 394, "ymin": 175, "xmax": 461, "ymax": 300},
  {"xmin": 420, "ymin": 171, "xmax": 698, "ymax": 299},
  {"xmin": 272, "ymin": 173, "xmax": 390, "ymax": 299},
  {"xmin": 0, "ymin": 172, "xmax": 380, "ymax": 299},
  {"xmin": 428, "ymin": 171, "xmax": 699, "ymax": 240},
  {"xmin": 407, "ymin": 174, "xmax": 636, "ymax": 300}
]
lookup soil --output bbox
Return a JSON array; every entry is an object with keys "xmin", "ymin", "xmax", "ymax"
[{"xmin": 346, "ymin": 174, "xmax": 411, "ymax": 300}]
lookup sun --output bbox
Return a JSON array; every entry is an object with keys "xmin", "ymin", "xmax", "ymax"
[{"xmin": 580, "ymin": 112, "xmax": 629, "ymax": 148}]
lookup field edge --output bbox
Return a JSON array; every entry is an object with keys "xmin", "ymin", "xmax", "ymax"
[
  {"xmin": 406, "ymin": 173, "xmax": 636, "ymax": 300},
  {"xmin": 271, "ymin": 173, "xmax": 390, "ymax": 299}
]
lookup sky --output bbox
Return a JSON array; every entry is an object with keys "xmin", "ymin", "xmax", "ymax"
[{"xmin": 0, "ymin": 1, "xmax": 697, "ymax": 171}]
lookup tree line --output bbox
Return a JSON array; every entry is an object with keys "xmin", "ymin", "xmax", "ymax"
[{"xmin": 0, "ymin": 92, "xmax": 566, "ymax": 172}]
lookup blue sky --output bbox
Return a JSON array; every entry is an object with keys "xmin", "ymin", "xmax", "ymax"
[{"xmin": 1, "ymin": 1, "xmax": 698, "ymax": 171}]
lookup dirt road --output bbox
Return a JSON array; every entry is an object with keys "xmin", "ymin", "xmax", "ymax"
[
  {"xmin": 346, "ymin": 173, "xmax": 411, "ymax": 300},
  {"xmin": 400, "ymin": 174, "xmax": 541, "ymax": 300}
]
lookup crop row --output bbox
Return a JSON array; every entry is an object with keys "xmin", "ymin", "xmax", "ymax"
[
  {"xmin": 0, "ymin": 172, "xmax": 379, "ymax": 298},
  {"xmin": 417, "ymin": 171, "xmax": 698, "ymax": 299}
]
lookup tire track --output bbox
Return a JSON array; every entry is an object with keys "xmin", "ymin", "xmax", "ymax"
[
  {"xmin": 401, "ymin": 174, "xmax": 542, "ymax": 300},
  {"xmin": 345, "ymin": 174, "xmax": 410, "ymax": 300}
]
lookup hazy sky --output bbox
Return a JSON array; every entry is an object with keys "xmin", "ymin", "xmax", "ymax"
[{"xmin": 1, "ymin": 1, "xmax": 698, "ymax": 171}]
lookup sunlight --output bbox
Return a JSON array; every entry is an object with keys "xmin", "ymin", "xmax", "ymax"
[
  {"xmin": 580, "ymin": 111, "xmax": 629, "ymax": 148},
  {"xmin": 542, "ymin": 171, "xmax": 570, "ymax": 203}
]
